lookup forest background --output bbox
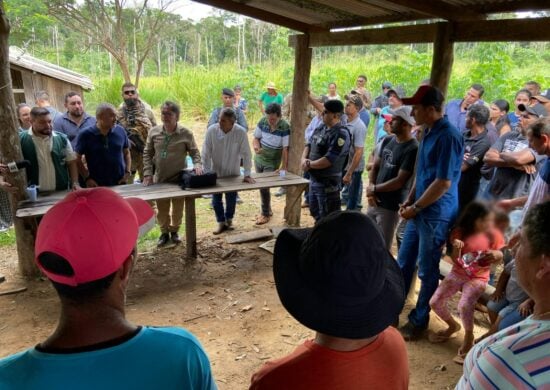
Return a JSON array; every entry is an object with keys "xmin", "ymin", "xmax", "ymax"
[{"xmin": 5, "ymin": 0, "xmax": 550, "ymax": 124}]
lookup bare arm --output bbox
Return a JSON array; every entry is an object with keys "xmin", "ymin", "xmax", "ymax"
[
  {"xmin": 372, "ymin": 169, "xmax": 413, "ymax": 193},
  {"xmin": 68, "ymin": 160, "xmax": 79, "ymax": 189},
  {"xmin": 281, "ymin": 147, "xmax": 289, "ymax": 171},
  {"xmin": 500, "ymin": 149, "xmax": 535, "ymax": 166},
  {"xmin": 76, "ymin": 153, "xmax": 88, "ymax": 178},
  {"xmin": 252, "ymin": 137, "xmax": 261, "ymax": 154},
  {"xmin": 415, "ymin": 178, "xmax": 451, "ymax": 209},
  {"xmin": 343, "ymin": 146, "xmax": 364, "ymax": 184}
]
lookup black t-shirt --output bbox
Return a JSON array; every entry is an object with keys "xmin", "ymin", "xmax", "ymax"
[
  {"xmin": 458, "ymin": 129, "xmax": 492, "ymax": 207},
  {"xmin": 307, "ymin": 123, "xmax": 351, "ymax": 181},
  {"xmin": 375, "ymin": 136, "xmax": 419, "ymax": 211}
]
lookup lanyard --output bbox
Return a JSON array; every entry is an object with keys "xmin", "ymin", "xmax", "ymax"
[{"xmin": 161, "ymin": 128, "xmax": 175, "ymax": 159}]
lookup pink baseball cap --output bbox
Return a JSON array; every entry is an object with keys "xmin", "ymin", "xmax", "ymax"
[{"xmin": 35, "ymin": 188, "xmax": 155, "ymax": 286}]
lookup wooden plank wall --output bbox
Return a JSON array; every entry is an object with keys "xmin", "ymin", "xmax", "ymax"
[{"xmin": 11, "ymin": 65, "xmax": 84, "ymax": 112}]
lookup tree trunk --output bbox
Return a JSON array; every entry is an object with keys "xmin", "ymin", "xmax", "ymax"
[{"xmin": 0, "ymin": 1, "xmax": 40, "ymax": 278}]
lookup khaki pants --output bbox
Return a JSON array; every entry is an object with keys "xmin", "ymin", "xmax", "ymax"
[{"xmin": 156, "ymin": 198, "xmax": 184, "ymax": 233}]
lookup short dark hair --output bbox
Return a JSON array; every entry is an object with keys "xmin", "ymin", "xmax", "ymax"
[
  {"xmin": 34, "ymin": 90, "xmax": 50, "ymax": 101},
  {"xmin": 516, "ymin": 88, "xmax": 532, "ymax": 99},
  {"xmin": 468, "ymin": 104, "xmax": 490, "ymax": 125},
  {"xmin": 525, "ymin": 81, "xmax": 541, "ymax": 94},
  {"xmin": 328, "ymin": 82, "xmax": 337, "ymax": 88},
  {"xmin": 471, "ymin": 83, "xmax": 485, "ymax": 98},
  {"xmin": 220, "ymin": 107, "xmax": 237, "ymax": 121},
  {"xmin": 161, "ymin": 101, "xmax": 180, "ymax": 117},
  {"xmin": 38, "ymin": 252, "xmax": 117, "ymax": 302},
  {"xmin": 265, "ymin": 103, "xmax": 282, "ymax": 117},
  {"xmin": 30, "ymin": 107, "xmax": 51, "ymax": 119},
  {"xmin": 527, "ymin": 117, "xmax": 550, "ymax": 139},
  {"xmin": 121, "ymin": 82, "xmax": 136, "ymax": 92},
  {"xmin": 95, "ymin": 103, "xmax": 116, "ymax": 116},
  {"xmin": 523, "ymin": 201, "xmax": 550, "ymax": 258},
  {"xmin": 64, "ymin": 91, "xmax": 81, "ymax": 103},
  {"xmin": 357, "ymin": 75, "xmax": 367, "ymax": 81},
  {"xmin": 492, "ymin": 99, "xmax": 510, "ymax": 113}
]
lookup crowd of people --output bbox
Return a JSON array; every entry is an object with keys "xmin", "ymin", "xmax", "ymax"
[{"xmin": 0, "ymin": 75, "xmax": 549, "ymax": 389}]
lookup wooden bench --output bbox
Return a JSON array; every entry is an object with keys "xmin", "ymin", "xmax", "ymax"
[{"xmin": 15, "ymin": 172, "xmax": 309, "ymax": 274}]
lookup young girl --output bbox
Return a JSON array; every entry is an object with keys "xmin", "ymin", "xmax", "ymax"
[{"xmin": 429, "ymin": 202, "xmax": 504, "ymax": 364}]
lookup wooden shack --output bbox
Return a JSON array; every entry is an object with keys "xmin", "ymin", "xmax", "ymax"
[{"xmin": 9, "ymin": 46, "xmax": 93, "ymax": 111}]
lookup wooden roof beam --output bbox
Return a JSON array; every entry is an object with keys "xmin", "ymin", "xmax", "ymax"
[
  {"xmin": 380, "ymin": 0, "xmax": 486, "ymax": 21},
  {"xmin": 290, "ymin": 17, "xmax": 550, "ymax": 47},
  {"xmin": 290, "ymin": 23, "xmax": 437, "ymax": 46},
  {"xmin": 471, "ymin": 0, "xmax": 550, "ymax": 14},
  {"xmin": 191, "ymin": 0, "xmax": 327, "ymax": 32}
]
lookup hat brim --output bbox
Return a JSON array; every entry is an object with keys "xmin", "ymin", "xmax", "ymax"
[
  {"xmin": 273, "ymin": 228, "xmax": 405, "ymax": 339},
  {"xmin": 126, "ymin": 197, "xmax": 155, "ymax": 238}
]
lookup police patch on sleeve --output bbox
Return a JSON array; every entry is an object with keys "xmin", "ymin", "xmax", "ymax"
[{"xmin": 337, "ymin": 137, "xmax": 345, "ymax": 147}]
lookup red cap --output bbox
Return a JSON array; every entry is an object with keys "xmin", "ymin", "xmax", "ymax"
[
  {"xmin": 382, "ymin": 114, "xmax": 393, "ymax": 122},
  {"xmin": 401, "ymin": 85, "xmax": 444, "ymax": 107},
  {"xmin": 35, "ymin": 188, "xmax": 155, "ymax": 286}
]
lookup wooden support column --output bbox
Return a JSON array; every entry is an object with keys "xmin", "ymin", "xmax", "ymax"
[
  {"xmin": 430, "ymin": 22, "xmax": 454, "ymax": 97},
  {"xmin": 0, "ymin": 2, "xmax": 39, "ymax": 278},
  {"xmin": 185, "ymin": 197, "xmax": 197, "ymax": 259},
  {"xmin": 284, "ymin": 34, "xmax": 312, "ymax": 227}
]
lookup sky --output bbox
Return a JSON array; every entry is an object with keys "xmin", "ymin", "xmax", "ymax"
[{"xmin": 167, "ymin": 1, "xmax": 216, "ymax": 21}]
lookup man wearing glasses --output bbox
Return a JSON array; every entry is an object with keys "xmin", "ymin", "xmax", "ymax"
[
  {"xmin": 75, "ymin": 104, "xmax": 131, "ymax": 187},
  {"xmin": 302, "ymin": 100, "xmax": 351, "ymax": 222},
  {"xmin": 117, "ymin": 83, "xmax": 153, "ymax": 183},
  {"xmin": 484, "ymin": 103, "xmax": 547, "ymax": 201}
]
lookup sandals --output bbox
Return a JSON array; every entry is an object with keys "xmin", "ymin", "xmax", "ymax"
[
  {"xmin": 255, "ymin": 215, "xmax": 271, "ymax": 225},
  {"xmin": 453, "ymin": 351, "xmax": 466, "ymax": 365}
]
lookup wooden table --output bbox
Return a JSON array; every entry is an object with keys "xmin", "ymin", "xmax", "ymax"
[{"xmin": 16, "ymin": 172, "xmax": 309, "ymax": 262}]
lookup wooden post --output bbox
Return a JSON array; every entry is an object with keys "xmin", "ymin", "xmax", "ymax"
[
  {"xmin": 430, "ymin": 22, "xmax": 454, "ymax": 97},
  {"xmin": 284, "ymin": 34, "xmax": 312, "ymax": 226},
  {"xmin": 185, "ymin": 197, "xmax": 197, "ymax": 259},
  {"xmin": 0, "ymin": 2, "xmax": 40, "ymax": 278}
]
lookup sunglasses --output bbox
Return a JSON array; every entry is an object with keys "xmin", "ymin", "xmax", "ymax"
[
  {"xmin": 124, "ymin": 90, "xmax": 137, "ymax": 95},
  {"xmin": 521, "ymin": 114, "xmax": 534, "ymax": 119}
]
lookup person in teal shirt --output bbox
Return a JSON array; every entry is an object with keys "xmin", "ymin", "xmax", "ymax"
[
  {"xmin": 258, "ymin": 81, "xmax": 283, "ymax": 114},
  {"xmin": 0, "ymin": 188, "xmax": 216, "ymax": 390}
]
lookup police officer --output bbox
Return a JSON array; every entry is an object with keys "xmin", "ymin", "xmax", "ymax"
[{"xmin": 301, "ymin": 100, "xmax": 351, "ymax": 221}]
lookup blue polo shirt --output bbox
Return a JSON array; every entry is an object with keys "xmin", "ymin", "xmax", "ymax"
[
  {"xmin": 416, "ymin": 117, "xmax": 463, "ymax": 221},
  {"xmin": 75, "ymin": 125, "xmax": 129, "ymax": 186},
  {"xmin": 54, "ymin": 112, "xmax": 96, "ymax": 148},
  {"xmin": 445, "ymin": 99, "xmax": 485, "ymax": 133}
]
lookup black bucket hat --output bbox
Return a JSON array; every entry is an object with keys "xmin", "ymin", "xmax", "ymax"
[{"xmin": 273, "ymin": 211, "xmax": 405, "ymax": 339}]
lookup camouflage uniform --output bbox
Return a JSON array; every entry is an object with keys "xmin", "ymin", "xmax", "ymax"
[{"xmin": 117, "ymin": 100, "xmax": 152, "ymax": 182}]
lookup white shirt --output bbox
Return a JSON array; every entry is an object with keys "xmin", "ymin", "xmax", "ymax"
[
  {"xmin": 202, "ymin": 124, "xmax": 252, "ymax": 177},
  {"xmin": 28, "ymin": 129, "xmax": 76, "ymax": 191}
]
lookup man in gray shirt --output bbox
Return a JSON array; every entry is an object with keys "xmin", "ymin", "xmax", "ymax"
[
  {"xmin": 202, "ymin": 108, "xmax": 255, "ymax": 234},
  {"xmin": 484, "ymin": 104, "xmax": 547, "ymax": 200}
]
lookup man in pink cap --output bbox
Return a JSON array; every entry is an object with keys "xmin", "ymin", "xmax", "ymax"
[{"xmin": 0, "ymin": 188, "xmax": 217, "ymax": 389}]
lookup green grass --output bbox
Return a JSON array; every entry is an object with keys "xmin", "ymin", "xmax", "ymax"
[{"xmin": 0, "ymin": 228, "xmax": 17, "ymax": 247}]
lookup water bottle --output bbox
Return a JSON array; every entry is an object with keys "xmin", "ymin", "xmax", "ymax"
[
  {"xmin": 240, "ymin": 167, "xmax": 245, "ymax": 176},
  {"xmin": 186, "ymin": 155, "xmax": 193, "ymax": 170}
]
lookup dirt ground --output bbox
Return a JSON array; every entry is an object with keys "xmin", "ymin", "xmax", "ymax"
[{"xmin": 0, "ymin": 122, "xmax": 492, "ymax": 389}]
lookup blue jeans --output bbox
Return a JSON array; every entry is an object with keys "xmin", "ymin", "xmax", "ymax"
[
  {"xmin": 212, "ymin": 192, "xmax": 237, "ymax": 223},
  {"xmin": 346, "ymin": 171, "xmax": 363, "ymax": 210},
  {"xmin": 303, "ymin": 171, "xmax": 310, "ymax": 204},
  {"xmin": 397, "ymin": 216, "xmax": 451, "ymax": 328},
  {"xmin": 308, "ymin": 178, "xmax": 341, "ymax": 222}
]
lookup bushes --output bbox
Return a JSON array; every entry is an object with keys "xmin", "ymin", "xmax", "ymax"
[{"xmin": 85, "ymin": 45, "xmax": 549, "ymax": 120}]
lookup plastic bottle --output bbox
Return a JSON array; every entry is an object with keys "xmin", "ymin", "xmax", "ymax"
[{"xmin": 186, "ymin": 155, "xmax": 193, "ymax": 170}]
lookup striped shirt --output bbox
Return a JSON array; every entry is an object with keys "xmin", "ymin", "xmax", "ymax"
[
  {"xmin": 456, "ymin": 318, "xmax": 550, "ymax": 389},
  {"xmin": 253, "ymin": 117, "xmax": 290, "ymax": 168}
]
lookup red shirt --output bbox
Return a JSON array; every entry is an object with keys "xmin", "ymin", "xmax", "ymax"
[
  {"xmin": 450, "ymin": 228, "xmax": 505, "ymax": 281},
  {"xmin": 249, "ymin": 327, "xmax": 409, "ymax": 390}
]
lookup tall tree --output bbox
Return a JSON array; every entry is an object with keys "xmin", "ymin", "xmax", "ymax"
[
  {"xmin": 0, "ymin": 0, "xmax": 37, "ymax": 277},
  {"xmin": 47, "ymin": 0, "xmax": 177, "ymax": 87}
]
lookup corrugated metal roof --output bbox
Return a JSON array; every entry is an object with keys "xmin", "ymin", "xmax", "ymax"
[
  {"xmin": 192, "ymin": 0, "xmax": 550, "ymax": 31},
  {"xmin": 9, "ymin": 47, "xmax": 94, "ymax": 90}
]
